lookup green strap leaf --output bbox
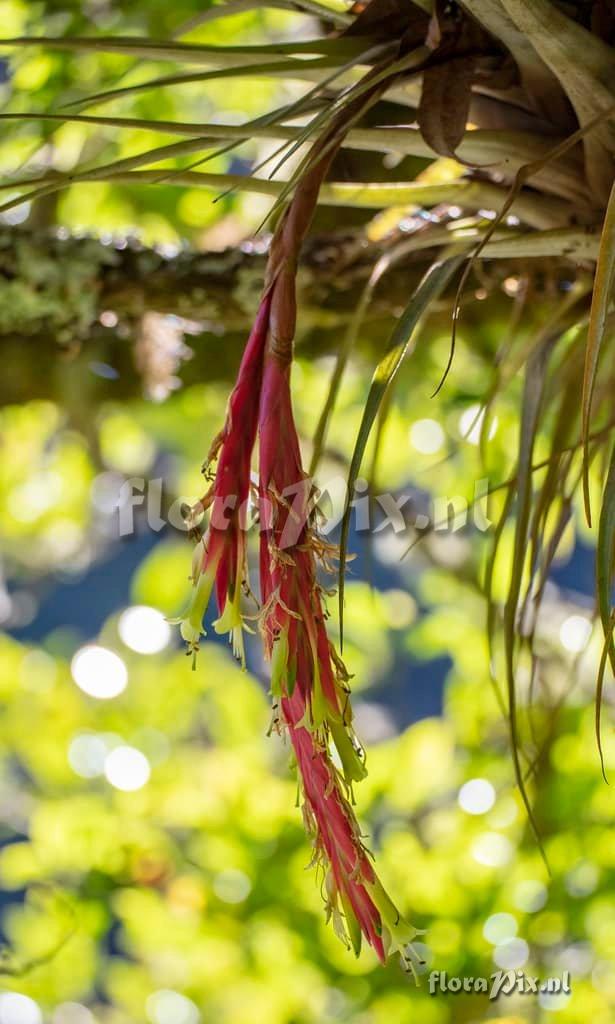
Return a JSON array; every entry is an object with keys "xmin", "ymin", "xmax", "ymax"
[
  {"xmin": 596, "ymin": 444, "xmax": 615, "ymax": 781},
  {"xmin": 62, "ymin": 58, "xmax": 337, "ymax": 110},
  {"xmin": 582, "ymin": 180, "xmax": 615, "ymax": 526},
  {"xmin": 337, "ymin": 256, "xmax": 463, "ymax": 648},
  {"xmin": 595, "ymin": 610, "xmax": 614, "ymax": 785},
  {"xmin": 597, "ymin": 446, "xmax": 615, "ymax": 657},
  {"xmin": 309, "ymin": 242, "xmax": 411, "ymax": 478},
  {"xmin": 484, "ymin": 486, "xmax": 514, "ymax": 719},
  {"xmin": 0, "ymin": 170, "xmax": 571, "ymax": 226},
  {"xmin": 174, "ymin": 0, "xmax": 351, "ymax": 34},
  {"xmin": 503, "ymin": 341, "xmax": 552, "ymax": 872},
  {"xmin": 0, "ymin": 34, "xmax": 369, "ymax": 63}
]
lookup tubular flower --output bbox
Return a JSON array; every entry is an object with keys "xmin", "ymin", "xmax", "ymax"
[
  {"xmin": 258, "ymin": 340, "xmax": 421, "ymax": 970},
  {"xmin": 178, "ymin": 290, "xmax": 272, "ymax": 664}
]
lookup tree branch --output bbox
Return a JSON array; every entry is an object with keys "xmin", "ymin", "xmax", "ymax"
[
  {"xmin": 0, "ymin": 225, "xmax": 417, "ymax": 406},
  {"xmin": 0, "ymin": 221, "xmax": 595, "ymax": 407}
]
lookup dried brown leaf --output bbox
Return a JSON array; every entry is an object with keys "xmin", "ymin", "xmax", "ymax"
[{"xmin": 418, "ymin": 55, "xmax": 476, "ymax": 157}]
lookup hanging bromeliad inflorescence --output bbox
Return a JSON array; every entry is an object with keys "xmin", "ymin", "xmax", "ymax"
[{"xmin": 176, "ymin": 52, "xmax": 423, "ymax": 971}]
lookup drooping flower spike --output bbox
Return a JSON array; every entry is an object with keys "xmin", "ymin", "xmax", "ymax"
[
  {"xmin": 178, "ymin": 53, "xmax": 420, "ymax": 968},
  {"xmin": 258, "ymin": 341, "xmax": 422, "ymax": 968}
]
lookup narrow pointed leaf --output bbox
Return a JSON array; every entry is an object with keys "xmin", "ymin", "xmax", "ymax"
[
  {"xmin": 63, "ymin": 58, "xmax": 338, "ymax": 110},
  {"xmin": 595, "ymin": 611, "xmax": 614, "ymax": 784},
  {"xmin": 0, "ymin": 171, "xmax": 576, "ymax": 224},
  {"xmin": 0, "ymin": 34, "xmax": 369, "ymax": 63},
  {"xmin": 582, "ymin": 180, "xmax": 615, "ymax": 526},
  {"xmin": 338, "ymin": 256, "xmax": 463, "ymax": 647},
  {"xmin": 596, "ymin": 444, "xmax": 615, "ymax": 682},
  {"xmin": 503, "ymin": 341, "xmax": 552, "ymax": 871},
  {"xmin": 484, "ymin": 486, "xmax": 514, "ymax": 718},
  {"xmin": 174, "ymin": 0, "xmax": 351, "ymax": 33}
]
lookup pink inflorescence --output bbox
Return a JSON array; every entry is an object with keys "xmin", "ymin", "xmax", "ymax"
[{"xmin": 178, "ymin": 288, "xmax": 421, "ymax": 970}]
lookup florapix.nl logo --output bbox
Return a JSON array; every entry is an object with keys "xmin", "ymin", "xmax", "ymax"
[
  {"xmin": 114, "ymin": 474, "xmax": 493, "ymax": 545},
  {"xmin": 428, "ymin": 969, "xmax": 572, "ymax": 1001}
]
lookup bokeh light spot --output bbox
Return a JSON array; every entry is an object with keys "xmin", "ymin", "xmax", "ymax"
[
  {"xmin": 68, "ymin": 733, "xmax": 108, "ymax": 779},
  {"xmin": 146, "ymin": 990, "xmax": 199, "ymax": 1024},
  {"xmin": 471, "ymin": 832, "xmax": 513, "ymax": 868},
  {"xmin": 493, "ymin": 937, "xmax": 529, "ymax": 969},
  {"xmin": 513, "ymin": 880, "xmax": 548, "ymax": 913},
  {"xmin": 559, "ymin": 614, "xmax": 592, "ymax": 653},
  {"xmin": 104, "ymin": 745, "xmax": 150, "ymax": 791},
  {"xmin": 119, "ymin": 605, "xmax": 171, "ymax": 654},
  {"xmin": 458, "ymin": 778, "xmax": 496, "ymax": 815},
  {"xmin": 483, "ymin": 912, "xmax": 517, "ymax": 945},
  {"xmin": 213, "ymin": 869, "xmax": 252, "ymax": 904},
  {"xmin": 71, "ymin": 645, "xmax": 127, "ymax": 699},
  {"xmin": 538, "ymin": 990, "xmax": 572, "ymax": 1012},
  {"xmin": 52, "ymin": 1004, "xmax": 95, "ymax": 1024},
  {"xmin": 0, "ymin": 994, "xmax": 43, "ymax": 1024},
  {"xmin": 564, "ymin": 860, "xmax": 599, "ymax": 897},
  {"xmin": 458, "ymin": 404, "xmax": 497, "ymax": 445},
  {"xmin": 409, "ymin": 418, "xmax": 445, "ymax": 454}
]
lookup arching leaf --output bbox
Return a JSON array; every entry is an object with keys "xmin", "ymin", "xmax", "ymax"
[{"xmin": 338, "ymin": 255, "xmax": 462, "ymax": 646}]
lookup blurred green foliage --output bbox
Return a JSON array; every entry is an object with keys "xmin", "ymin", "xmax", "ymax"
[
  {"xmin": 0, "ymin": 0, "xmax": 303, "ymax": 244},
  {"xmin": 0, "ymin": 539, "xmax": 614, "ymax": 1023},
  {"xmin": 1, "ymin": 351, "xmax": 613, "ymax": 1023},
  {"xmin": 0, "ymin": 2, "xmax": 613, "ymax": 1023}
]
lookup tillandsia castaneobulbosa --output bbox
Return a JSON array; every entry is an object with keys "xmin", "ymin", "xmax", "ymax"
[{"xmin": 177, "ymin": 57, "xmax": 422, "ymax": 971}]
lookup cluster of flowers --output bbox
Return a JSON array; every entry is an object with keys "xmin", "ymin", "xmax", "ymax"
[
  {"xmin": 177, "ymin": 65, "xmax": 420, "ymax": 966},
  {"xmin": 177, "ymin": 271, "xmax": 420, "ymax": 969}
]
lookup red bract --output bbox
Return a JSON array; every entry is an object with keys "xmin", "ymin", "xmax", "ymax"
[
  {"xmin": 178, "ymin": 289, "xmax": 420, "ymax": 968},
  {"xmin": 179, "ymin": 305, "xmax": 420, "ymax": 969},
  {"xmin": 178, "ymin": 274, "xmax": 419, "ymax": 968},
  {"xmin": 285, "ymin": 686, "xmax": 385, "ymax": 960},
  {"xmin": 178, "ymin": 57, "xmax": 418, "ymax": 965},
  {"xmin": 258, "ymin": 345, "xmax": 421, "ymax": 969},
  {"xmin": 178, "ymin": 291, "xmax": 272, "ymax": 663}
]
